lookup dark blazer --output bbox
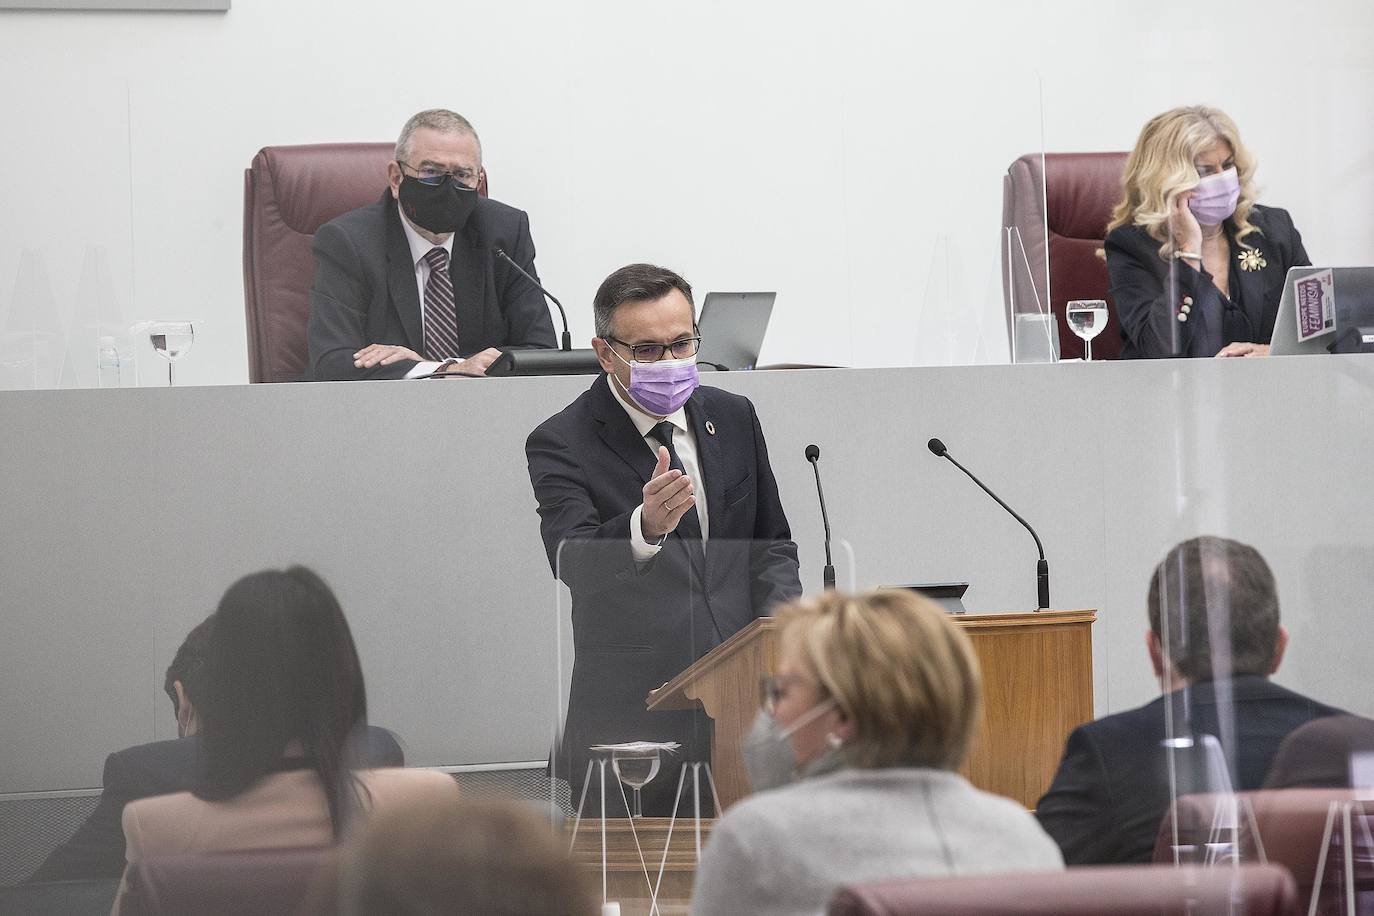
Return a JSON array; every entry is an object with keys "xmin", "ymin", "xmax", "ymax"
[
  {"xmin": 26, "ymin": 726, "xmax": 403, "ymax": 883},
  {"xmin": 1035, "ymin": 676, "xmax": 1341, "ymax": 866},
  {"xmin": 307, "ymin": 191, "xmax": 556, "ymax": 380},
  {"xmin": 525, "ymin": 375, "xmax": 801, "ymax": 785},
  {"xmin": 1106, "ymin": 204, "xmax": 1310, "ymax": 358}
]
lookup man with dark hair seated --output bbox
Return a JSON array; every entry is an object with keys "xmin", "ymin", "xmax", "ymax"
[
  {"xmin": 26, "ymin": 615, "xmax": 403, "ymax": 883},
  {"xmin": 1035, "ymin": 535, "xmax": 1342, "ymax": 865}
]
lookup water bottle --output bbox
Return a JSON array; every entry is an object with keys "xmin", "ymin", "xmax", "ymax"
[{"xmin": 98, "ymin": 337, "xmax": 121, "ymax": 388}]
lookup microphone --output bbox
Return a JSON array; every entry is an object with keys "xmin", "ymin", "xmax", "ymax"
[
  {"xmin": 926, "ymin": 437, "xmax": 1050, "ymax": 610},
  {"xmin": 805, "ymin": 444, "xmax": 836, "ymax": 591},
  {"xmin": 493, "ymin": 247, "xmax": 572, "ymax": 351}
]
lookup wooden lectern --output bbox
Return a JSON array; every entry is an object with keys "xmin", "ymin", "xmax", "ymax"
[{"xmin": 648, "ymin": 609, "xmax": 1095, "ymax": 810}]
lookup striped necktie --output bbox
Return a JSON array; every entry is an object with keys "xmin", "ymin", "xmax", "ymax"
[{"xmin": 421, "ymin": 247, "xmax": 461, "ymax": 361}]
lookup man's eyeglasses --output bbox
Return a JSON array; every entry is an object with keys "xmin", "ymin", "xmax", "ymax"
[
  {"xmin": 607, "ymin": 336, "xmax": 702, "ymax": 362},
  {"xmin": 397, "ymin": 160, "xmax": 479, "ymax": 189}
]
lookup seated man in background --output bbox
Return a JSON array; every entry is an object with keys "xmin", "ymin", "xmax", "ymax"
[
  {"xmin": 26, "ymin": 614, "xmax": 402, "ymax": 883},
  {"xmin": 308, "ymin": 108, "xmax": 556, "ymax": 381},
  {"xmin": 1036, "ymin": 535, "xmax": 1342, "ymax": 865}
]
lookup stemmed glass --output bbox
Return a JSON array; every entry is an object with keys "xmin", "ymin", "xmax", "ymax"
[
  {"xmin": 1065, "ymin": 300, "xmax": 1108, "ymax": 361},
  {"xmin": 611, "ymin": 746, "xmax": 662, "ymax": 819},
  {"xmin": 143, "ymin": 321, "xmax": 195, "ymax": 386}
]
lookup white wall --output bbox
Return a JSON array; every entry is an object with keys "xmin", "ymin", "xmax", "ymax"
[{"xmin": 1, "ymin": 0, "xmax": 1371, "ymax": 386}]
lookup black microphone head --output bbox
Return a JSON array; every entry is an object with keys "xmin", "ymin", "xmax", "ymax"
[
  {"xmin": 927, "ymin": 438, "xmax": 947, "ymax": 457},
  {"xmin": 805, "ymin": 444, "xmax": 820, "ymax": 462}
]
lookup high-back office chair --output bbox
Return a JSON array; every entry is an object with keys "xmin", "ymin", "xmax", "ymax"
[
  {"xmin": 1155, "ymin": 789, "xmax": 1374, "ymax": 916},
  {"xmin": 1002, "ymin": 152, "xmax": 1128, "ymax": 360},
  {"xmin": 242, "ymin": 143, "xmax": 489, "ymax": 383},
  {"xmin": 827, "ymin": 864, "xmax": 1299, "ymax": 916},
  {"xmin": 120, "ymin": 846, "xmax": 337, "ymax": 916}
]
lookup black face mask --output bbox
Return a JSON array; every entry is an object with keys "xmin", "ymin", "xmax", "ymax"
[{"xmin": 397, "ymin": 174, "xmax": 479, "ymax": 234}]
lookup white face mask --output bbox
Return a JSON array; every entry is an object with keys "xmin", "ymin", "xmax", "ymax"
[{"xmin": 741, "ymin": 698, "xmax": 842, "ymax": 792}]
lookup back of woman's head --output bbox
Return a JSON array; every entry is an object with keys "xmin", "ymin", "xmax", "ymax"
[
  {"xmin": 198, "ymin": 566, "xmax": 367, "ymax": 832},
  {"xmin": 1109, "ymin": 104, "xmax": 1261, "ymax": 249},
  {"xmin": 777, "ymin": 589, "xmax": 982, "ymax": 770},
  {"xmin": 343, "ymin": 796, "xmax": 596, "ymax": 916}
]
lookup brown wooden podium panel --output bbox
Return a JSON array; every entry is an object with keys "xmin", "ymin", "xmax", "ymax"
[
  {"xmin": 955, "ymin": 610, "xmax": 1096, "ymax": 808},
  {"xmin": 648, "ymin": 609, "xmax": 1095, "ymax": 810}
]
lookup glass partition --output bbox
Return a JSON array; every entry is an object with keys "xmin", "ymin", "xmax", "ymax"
[
  {"xmin": 1113, "ymin": 349, "xmax": 1374, "ymax": 915},
  {"xmin": 553, "ymin": 536, "xmax": 854, "ymax": 912}
]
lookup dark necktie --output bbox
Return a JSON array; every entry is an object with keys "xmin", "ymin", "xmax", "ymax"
[
  {"xmin": 650, "ymin": 421, "xmax": 701, "ymax": 540},
  {"xmin": 421, "ymin": 247, "xmax": 461, "ymax": 361}
]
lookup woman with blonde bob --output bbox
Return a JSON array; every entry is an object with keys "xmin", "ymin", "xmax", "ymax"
[
  {"xmin": 691, "ymin": 590, "xmax": 1062, "ymax": 916},
  {"xmin": 1106, "ymin": 105, "xmax": 1309, "ymax": 359}
]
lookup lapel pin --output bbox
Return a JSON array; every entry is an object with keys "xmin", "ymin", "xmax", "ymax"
[
  {"xmin": 1238, "ymin": 248, "xmax": 1267, "ymax": 272},
  {"xmin": 705, "ymin": 420, "xmax": 716, "ymax": 436}
]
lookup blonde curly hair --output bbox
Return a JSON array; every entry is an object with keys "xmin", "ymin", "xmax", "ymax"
[{"xmin": 1108, "ymin": 105, "xmax": 1261, "ymax": 258}]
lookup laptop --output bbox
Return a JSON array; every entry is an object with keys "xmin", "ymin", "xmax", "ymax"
[
  {"xmin": 1269, "ymin": 266, "xmax": 1374, "ymax": 356},
  {"xmin": 695, "ymin": 292, "xmax": 776, "ymax": 370}
]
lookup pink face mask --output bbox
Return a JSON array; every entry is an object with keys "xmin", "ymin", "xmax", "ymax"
[
  {"xmin": 1188, "ymin": 167, "xmax": 1240, "ymax": 226},
  {"xmin": 616, "ymin": 353, "xmax": 700, "ymax": 416}
]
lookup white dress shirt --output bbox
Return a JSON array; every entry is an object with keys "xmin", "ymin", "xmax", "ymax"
[
  {"xmin": 396, "ymin": 202, "xmax": 456, "ymax": 379},
  {"xmin": 608, "ymin": 375, "xmax": 709, "ymax": 561}
]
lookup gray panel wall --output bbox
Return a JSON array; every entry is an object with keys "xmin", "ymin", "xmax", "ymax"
[{"xmin": 2, "ymin": 357, "xmax": 1371, "ymax": 794}]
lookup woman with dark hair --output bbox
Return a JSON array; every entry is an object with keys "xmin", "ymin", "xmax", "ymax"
[{"xmin": 111, "ymin": 567, "xmax": 457, "ymax": 914}]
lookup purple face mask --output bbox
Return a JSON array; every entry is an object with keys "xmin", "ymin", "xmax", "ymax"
[
  {"xmin": 1188, "ymin": 167, "xmax": 1240, "ymax": 226},
  {"xmin": 618, "ymin": 354, "xmax": 700, "ymax": 416}
]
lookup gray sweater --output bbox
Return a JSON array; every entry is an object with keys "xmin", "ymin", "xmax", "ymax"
[{"xmin": 690, "ymin": 767, "xmax": 1063, "ymax": 916}]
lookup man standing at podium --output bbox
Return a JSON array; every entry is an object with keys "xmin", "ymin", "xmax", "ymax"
[{"xmin": 526, "ymin": 263, "xmax": 800, "ymax": 815}]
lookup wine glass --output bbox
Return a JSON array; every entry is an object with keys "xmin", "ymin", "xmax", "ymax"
[
  {"xmin": 145, "ymin": 321, "xmax": 195, "ymax": 386},
  {"xmin": 611, "ymin": 746, "xmax": 662, "ymax": 819},
  {"xmin": 1065, "ymin": 300, "xmax": 1108, "ymax": 361}
]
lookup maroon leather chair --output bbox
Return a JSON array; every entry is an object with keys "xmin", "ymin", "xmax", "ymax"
[
  {"xmin": 1156, "ymin": 789, "xmax": 1374, "ymax": 915},
  {"xmin": 120, "ymin": 846, "xmax": 338, "ymax": 915},
  {"xmin": 242, "ymin": 143, "xmax": 489, "ymax": 383},
  {"xmin": 1265, "ymin": 715, "xmax": 1374, "ymax": 790},
  {"xmin": 828, "ymin": 864, "xmax": 1298, "ymax": 916},
  {"xmin": 1002, "ymin": 152, "xmax": 1128, "ymax": 360}
]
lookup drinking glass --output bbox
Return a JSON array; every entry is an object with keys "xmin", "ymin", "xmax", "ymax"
[
  {"xmin": 144, "ymin": 321, "xmax": 195, "ymax": 386},
  {"xmin": 1065, "ymin": 300, "xmax": 1107, "ymax": 361},
  {"xmin": 611, "ymin": 746, "xmax": 662, "ymax": 819}
]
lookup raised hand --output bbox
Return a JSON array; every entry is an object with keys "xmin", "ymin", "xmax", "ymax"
[{"xmin": 640, "ymin": 446, "xmax": 695, "ymax": 540}]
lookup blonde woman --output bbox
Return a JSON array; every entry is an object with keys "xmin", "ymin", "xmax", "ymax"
[
  {"xmin": 1106, "ymin": 105, "xmax": 1309, "ymax": 359},
  {"xmin": 690, "ymin": 590, "xmax": 1061, "ymax": 916}
]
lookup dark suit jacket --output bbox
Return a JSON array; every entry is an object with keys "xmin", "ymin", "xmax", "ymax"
[
  {"xmin": 307, "ymin": 191, "xmax": 556, "ymax": 380},
  {"xmin": 26, "ymin": 726, "xmax": 403, "ymax": 883},
  {"xmin": 525, "ymin": 375, "xmax": 801, "ymax": 777},
  {"xmin": 1035, "ymin": 676, "xmax": 1341, "ymax": 865},
  {"xmin": 1106, "ymin": 204, "xmax": 1310, "ymax": 358}
]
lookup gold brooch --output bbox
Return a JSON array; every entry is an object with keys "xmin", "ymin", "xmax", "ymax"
[{"xmin": 1238, "ymin": 248, "xmax": 1267, "ymax": 272}]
